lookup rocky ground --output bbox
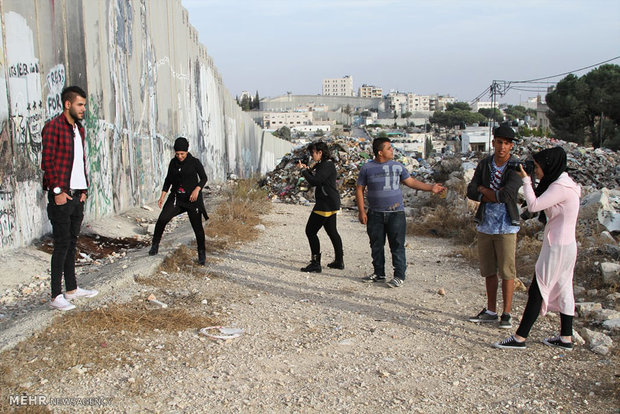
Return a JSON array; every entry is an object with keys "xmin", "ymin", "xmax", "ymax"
[{"xmin": 0, "ymin": 197, "xmax": 618, "ymax": 413}]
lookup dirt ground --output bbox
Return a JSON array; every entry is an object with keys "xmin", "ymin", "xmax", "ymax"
[{"xmin": 0, "ymin": 201, "xmax": 618, "ymax": 413}]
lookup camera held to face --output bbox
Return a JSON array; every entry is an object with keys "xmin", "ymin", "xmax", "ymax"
[{"xmin": 506, "ymin": 159, "xmax": 535, "ymax": 175}]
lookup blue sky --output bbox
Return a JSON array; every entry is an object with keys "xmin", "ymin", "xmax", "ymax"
[{"xmin": 181, "ymin": 0, "xmax": 620, "ymax": 105}]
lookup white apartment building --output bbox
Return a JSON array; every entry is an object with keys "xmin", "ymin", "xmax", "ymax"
[
  {"xmin": 263, "ymin": 111, "xmax": 312, "ymax": 129},
  {"xmin": 407, "ymin": 93, "xmax": 431, "ymax": 112},
  {"xmin": 387, "ymin": 92, "xmax": 408, "ymax": 115},
  {"xmin": 322, "ymin": 75, "xmax": 354, "ymax": 96},
  {"xmin": 471, "ymin": 100, "xmax": 498, "ymax": 112},
  {"xmin": 435, "ymin": 95, "xmax": 456, "ymax": 111},
  {"xmin": 359, "ymin": 84, "xmax": 383, "ymax": 98}
]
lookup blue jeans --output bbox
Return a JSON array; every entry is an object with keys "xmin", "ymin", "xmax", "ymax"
[{"xmin": 367, "ymin": 210, "xmax": 407, "ymax": 280}]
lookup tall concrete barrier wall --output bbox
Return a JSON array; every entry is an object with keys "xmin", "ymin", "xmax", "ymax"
[{"xmin": 0, "ymin": 0, "xmax": 292, "ymax": 252}]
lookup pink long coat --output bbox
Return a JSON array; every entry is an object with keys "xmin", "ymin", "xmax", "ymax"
[{"xmin": 522, "ymin": 173, "xmax": 581, "ymax": 316}]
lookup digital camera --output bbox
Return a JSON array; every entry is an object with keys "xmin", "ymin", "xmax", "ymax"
[{"xmin": 507, "ymin": 159, "xmax": 535, "ymax": 175}]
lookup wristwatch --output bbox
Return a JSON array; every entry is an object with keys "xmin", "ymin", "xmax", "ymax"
[{"xmin": 53, "ymin": 187, "xmax": 62, "ymax": 195}]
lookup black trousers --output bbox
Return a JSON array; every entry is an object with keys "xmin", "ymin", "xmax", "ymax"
[
  {"xmin": 153, "ymin": 196, "xmax": 205, "ymax": 251},
  {"xmin": 47, "ymin": 192, "xmax": 84, "ymax": 299},
  {"xmin": 516, "ymin": 276, "xmax": 574, "ymax": 338},
  {"xmin": 305, "ymin": 211, "xmax": 343, "ymax": 258}
]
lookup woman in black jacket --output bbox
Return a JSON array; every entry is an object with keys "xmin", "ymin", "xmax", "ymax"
[
  {"xmin": 297, "ymin": 141, "xmax": 343, "ymax": 273},
  {"xmin": 149, "ymin": 137, "xmax": 209, "ymax": 264}
]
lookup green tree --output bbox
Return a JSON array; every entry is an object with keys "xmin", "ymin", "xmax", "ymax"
[
  {"xmin": 478, "ymin": 107, "xmax": 503, "ymax": 122},
  {"xmin": 401, "ymin": 111, "xmax": 412, "ymax": 119},
  {"xmin": 273, "ymin": 126, "xmax": 291, "ymax": 141},
  {"xmin": 446, "ymin": 102, "xmax": 471, "ymax": 111},
  {"xmin": 546, "ymin": 64, "xmax": 620, "ymax": 147},
  {"xmin": 430, "ymin": 109, "xmax": 485, "ymax": 128},
  {"xmin": 315, "ymin": 129, "xmax": 325, "ymax": 137},
  {"xmin": 240, "ymin": 95, "xmax": 250, "ymax": 111},
  {"xmin": 253, "ymin": 90, "xmax": 260, "ymax": 109},
  {"xmin": 424, "ymin": 137, "xmax": 434, "ymax": 158}
]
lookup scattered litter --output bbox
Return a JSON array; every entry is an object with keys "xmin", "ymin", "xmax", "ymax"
[
  {"xmin": 141, "ymin": 205, "xmax": 153, "ymax": 211},
  {"xmin": 147, "ymin": 294, "xmax": 168, "ymax": 308},
  {"xmin": 437, "ymin": 287, "xmax": 446, "ymax": 296},
  {"xmin": 199, "ymin": 326, "xmax": 243, "ymax": 340}
]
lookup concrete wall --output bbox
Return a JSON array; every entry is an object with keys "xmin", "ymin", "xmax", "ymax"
[
  {"xmin": 0, "ymin": 0, "xmax": 292, "ymax": 252},
  {"xmin": 260, "ymin": 94, "xmax": 384, "ymax": 112}
]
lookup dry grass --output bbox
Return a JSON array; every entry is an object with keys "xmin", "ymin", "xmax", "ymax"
[
  {"xmin": 407, "ymin": 205, "xmax": 477, "ymax": 245},
  {"xmin": 0, "ymin": 302, "xmax": 217, "ymax": 405},
  {"xmin": 204, "ymin": 178, "xmax": 271, "ymax": 248}
]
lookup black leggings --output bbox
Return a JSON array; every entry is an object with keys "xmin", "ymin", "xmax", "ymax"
[
  {"xmin": 305, "ymin": 212, "xmax": 343, "ymax": 258},
  {"xmin": 516, "ymin": 276, "xmax": 573, "ymax": 338},
  {"xmin": 153, "ymin": 197, "xmax": 205, "ymax": 251}
]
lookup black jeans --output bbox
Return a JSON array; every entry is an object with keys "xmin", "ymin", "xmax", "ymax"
[
  {"xmin": 47, "ymin": 192, "xmax": 84, "ymax": 299},
  {"xmin": 153, "ymin": 196, "xmax": 205, "ymax": 251},
  {"xmin": 305, "ymin": 212, "xmax": 343, "ymax": 258},
  {"xmin": 516, "ymin": 276, "xmax": 574, "ymax": 338}
]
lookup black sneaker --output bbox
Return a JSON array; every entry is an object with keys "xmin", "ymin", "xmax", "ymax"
[
  {"xmin": 386, "ymin": 277, "xmax": 404, "ymax": 288},
  {"xmin": 362, "ymin": 274, "xmax": 386, "ymax": 283},
  {"xmin": 543, "ymin": 336, "xmax": 573, "ymax": 351},
  {"xmin": 469, "ymin": 308, "xmax": 499, "ymax": 323},
  {"xmin": 493, "ymin": 335, "xmax": 526, "ymax": 349},
  {"xmin": 499, "ymin": 313, "xmax": 512, "ymax": 329}
]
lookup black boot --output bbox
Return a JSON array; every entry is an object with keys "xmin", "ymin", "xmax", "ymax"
[
  {"xmin": 198, "ymin": 249, "xmax": 206, "ymax": 265},
  {"xmin": 149, "ymin": 243, "xmax": 159, "ymax": 256},
  {"xmin": 327, "ymin": 257, "xmax": 345, "ymax": 270},
  {"xmin": 300, "ymin": 253, "xmax": 322, "ymax": 273}
]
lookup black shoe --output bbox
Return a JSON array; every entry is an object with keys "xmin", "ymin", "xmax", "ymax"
[
  {"xmin": 493, "ymin": 335, "xmax": 526, "ymax": 350},
  {"xmin": 149, "ymin": 244, "xmax": 159, "ymax": 256},
  {"xmin": 543, "ymin": 336, "xmax": 573, "ymax": 351},
  {"xmin": 198, "ymin": 250, "xmax": 206, "ymax": 265},
  {"xmin": 499, "ymin": 313, "xmax": 512, "ymax": 329},
  {"xmin": 301, "ymin": 254, "xmax": 321, "ymax": 273},
  {"xmin": 361, "ymin": 274, "xmax": 386, "ymax": 283},
  {"xmin": 327, "ymin": 260, "xmax": 344, "ymax": 270},
  {"xmin": 469, "ymin": 308, "xmax": 499, "ymax": 323}
]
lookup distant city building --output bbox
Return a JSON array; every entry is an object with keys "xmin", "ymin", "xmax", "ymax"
[
  {"xmin": 387, "ymin": 91, "xmax": 408, "ymax": 115},
  {"xmin": 407, "ymin": 93, "xmax": 431, "ymax": 112},
  {"xmin": 535, "ymin": 95, "xmax": 550, "ymax": 131},
  {"xmin": 435, "ymin": 95, "xmax": 456, "ymax": 111},
  {"xmin": 359, "ymin": 84, "xmax": 383, "ymax": 98},
  {"xmin": 263, "ymin": 111, "xmax": 312, "ymax": 129},
  {"xmin": 322, "ymin": 75, "xmax": 354, "ymax": 96},
  {"xmin": 461, "ymin": 126, "xmax": 492, "ymax": 152},
  {"xmin": 471, "ymin": 100, "xmax": 498, "ymax": 112}
]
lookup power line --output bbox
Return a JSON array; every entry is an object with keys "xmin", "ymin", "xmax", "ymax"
[{"xmin": 500, "ymin": 55, "xmax": 620, "ymax": 83}]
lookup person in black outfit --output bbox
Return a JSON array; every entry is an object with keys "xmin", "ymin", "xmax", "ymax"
[
  {"xmin": 297, "ymin": 141, "xmax": 344, "ymax": 273},
  {"xmin": 149, "ymin": 137, "xmax": 209, "ymax": 264}
]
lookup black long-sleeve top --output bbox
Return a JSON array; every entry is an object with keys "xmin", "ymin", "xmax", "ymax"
[
  {"xmin": 162, "ymin": 152, "xmax": 208, "ymax": 194},
  {"xmin": 301, "ymin": 159, "xmax": 340, "ymax": 211}
]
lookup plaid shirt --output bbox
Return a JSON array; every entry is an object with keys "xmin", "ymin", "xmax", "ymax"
[{"xmin": 41, "ymin": 112, "xmax": 89, "ymax": 194}]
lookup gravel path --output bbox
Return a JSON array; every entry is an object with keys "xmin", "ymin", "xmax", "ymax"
[{"xmin": 2, "ymin": 202, "xmax": 617, "ymax": 413}]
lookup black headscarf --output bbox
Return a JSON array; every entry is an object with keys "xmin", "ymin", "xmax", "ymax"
[{"xmin": 533, "ymin": 146, "xmax": 567, "ymax": 224}]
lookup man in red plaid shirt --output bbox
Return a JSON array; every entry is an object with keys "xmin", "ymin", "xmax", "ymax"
[{"xmin": 41, "ymin": 86, "xmax": 98, "ymax": 311}]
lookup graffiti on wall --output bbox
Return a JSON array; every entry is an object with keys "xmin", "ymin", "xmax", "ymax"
[
  {"xmin": 46, "ymin": 64, "xmax": 66, "ymax": 118},
  {"xmin": 0, "ymin": 190, "xmax": 16, "ymax": 249},
  {"xmin": 5, "ymin": 12, "xmax": 44, "ymax": 170},
  {"xmin": 84, "ymin": 98, "xmax": 113, "ymax": 218}
]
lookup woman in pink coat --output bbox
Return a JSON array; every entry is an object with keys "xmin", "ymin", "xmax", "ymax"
[{"xmin": 494, "ymin": 147, "xmax": 581, "ymax": 350}]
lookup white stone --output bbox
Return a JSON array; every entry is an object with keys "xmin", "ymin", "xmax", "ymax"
[
  {"xmin": 582, "ymin": 328, "xmax": 613, "ymax": 351},
  {"xmin": 575, "ymin": 302, "xmax": 602, "ymax": 317},
  {"xmin": 147, "ymin": 224, "xmax": 156, "ymax": 235},
  {"xmin": 253, "ymin": 224, "xmax": 266, "ymax": 231},
  {"xmin": 602, "ymin": 318, "xmax": 620, "ymax": 332},
  {"xmin": 600, "ymin": 262, "xmax": 620, "ymax": 284},
  {"xmin": 572, "ymin": 330, "xmax": 585, "ymax": 345},
  {"xmin": 590, "ymin": 308, "xmax": 620, "ymax": 322}
]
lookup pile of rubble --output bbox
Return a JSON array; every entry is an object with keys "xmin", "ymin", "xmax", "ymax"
[{"xmin": 259, "ymin": 136, "xmax": 435, "ymax": 207}]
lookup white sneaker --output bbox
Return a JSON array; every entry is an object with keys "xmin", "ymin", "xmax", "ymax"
[
  {"xmin": 64, "ymin": 287, "xmax": 99, "ymax": 300},
  {"xmin": 50, "ymin": 295, "xmax": 76, "ymax": 311}
]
